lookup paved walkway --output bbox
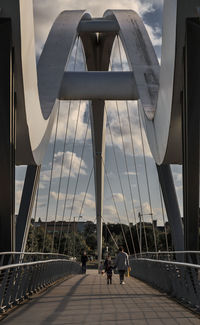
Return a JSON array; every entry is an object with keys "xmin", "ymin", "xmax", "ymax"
[{"xmin": 1, "ymin": 270, "xmax": 200, "ymax": 324}]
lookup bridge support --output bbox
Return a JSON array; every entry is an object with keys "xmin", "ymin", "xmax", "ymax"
[
  {"xmin": 16, "ymin": 165, "xmax": 41, "ymax": 252},
  {"xmin": 0, "ymin": 19, "xmax": 15, "ymax": 253},
  {"xmin": 183, "ymin": 18, "xmax": 200, "ymax": 252},
  {"xmin": 90, "ymin": 100, "xmax": 106, "ymax": 271},
  {"xmin": 156, "ymin": 164, "xmax": 184, "ymax": 254}
]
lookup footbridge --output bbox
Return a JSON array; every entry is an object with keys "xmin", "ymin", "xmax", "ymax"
[{"xmin": 0, "ymin": 0, "xmax": 200, "ymax": 323}]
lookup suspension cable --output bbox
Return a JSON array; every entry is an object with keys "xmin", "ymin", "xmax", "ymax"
[
  {"xmin": 66, "ymin": 115, "xmax": 90, "ymax": 230},
  {"xmin": 55, "ymin": 37, "xmax": 81, "ymax": 252},
  {"xmin": 102, "ymin": 157, "xmax": 130, "ymax": 255},
  {"xmin": 117, "ymin": 36, "xmax": 148, "ymax": 253},
  {"xmin": 31, "ymin": 178, "xmax": 40, "ymax": 252},
  {"xmin": 105, "ymin": 105, "xmax": 136, "ymax": 256},
  {"xmin": 51, "ymin": 101, "xmax": 71, "ymax": 252},
  {"xmin": 102, "ymin": 215, "xmax": 119, "ymax": 250},
  {"xmin": 59, "ymin": 166, "xmax": 94, "ymax": 253},
  {"xmin": 159, "ymin": 184, "xmax": 169, "ymax": 252},
  {"xmin": 115, "ymin": 101, "xmax": 138, "ymax": 255},
  {"xmin": 77, "ymin": 167, "xmax": 94, "ymax": 224},
  {"xmin": 137, "ymin": 103, "xmax": 158, "ymax": 252},
  {"xmin": 61, "ymin": 99, "xmax": 82, "ymax": 251},
  {"xmin": 42, "ymin": 101, "xmax": 61, "ymax": 252}
]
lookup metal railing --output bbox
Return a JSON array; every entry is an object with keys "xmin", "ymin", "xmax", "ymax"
[
  {"xmin": 136, "ymin": 251, "xmax": 200, "ymax": 264},
  {"xmin": 0, "ymin": 252, "xmax": 69, "ymax": 266},
  {"xmin": 0, "ymin": 259, "xmax": 81, "ymax": 312},
  {"xmin": 130, "ymin": 257, "xmax": 200, "ymax": 311}
]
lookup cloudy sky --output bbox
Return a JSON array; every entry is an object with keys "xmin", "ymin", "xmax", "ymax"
[{"xmin": 16, "ymin": 0, "xmax": 183, "ymax": 229}]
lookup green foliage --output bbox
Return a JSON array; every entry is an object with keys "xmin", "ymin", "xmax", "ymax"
[{"xmin": 26, "ymin": 220, "xmax": 173, "ymax": 257}]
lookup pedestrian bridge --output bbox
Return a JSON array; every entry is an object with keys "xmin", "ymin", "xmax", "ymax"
[
  {"xmin": 1, "ymin": 270, "xmax": 200, "ymax": 324},
  {"xmin": 0, "ymin": 0, "xmax": 200, "ymax": 323}
]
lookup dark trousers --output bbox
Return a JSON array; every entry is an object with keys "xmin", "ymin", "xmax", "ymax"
[
  {"xmin": 82, "ymin": 264, "xmax": 86, "ymax": 274},
  {"xmin": 118, "ymin": 270, "xmax": 125, "ymax": 282},
  {"xmin": 107, "ymin": 274, "xmax": 112, "ymax": 284}
]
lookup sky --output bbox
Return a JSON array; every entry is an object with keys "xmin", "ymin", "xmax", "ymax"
[{"xmin": 15, "ymin": 0, "xmax": 183, "ymax": 228}]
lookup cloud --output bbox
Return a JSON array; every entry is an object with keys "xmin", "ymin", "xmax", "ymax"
[
  {"xmin": 41, "ymin": 150, "xmax": 88, "ymax": 182},
  {"xmin": 113, "ymin": 193, "xmax": 124, "ymax": 202},
  {"xmin": 50, "ymin": 101, "xmax": 91, "ymax": 143},
  {"xmin": 33, "ymin": 0, "xmax": 163, "ymax": 57},
  {"xmin": 105, "ymin": 100, "xmax": 152, "ymax": 158}
]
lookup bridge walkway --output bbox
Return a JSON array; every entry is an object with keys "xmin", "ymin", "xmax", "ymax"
[{"xmin": 1, "ymin": 270, "xmax": 199, "ymax": 325}]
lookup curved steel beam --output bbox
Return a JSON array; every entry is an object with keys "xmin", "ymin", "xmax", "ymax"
[
  {"xmin": 106, "ymin": 1, "xmax": 200, "ymax": 165},
  {"xmin": 1, "ymin": 0, "xmax": 85, "ymax": 165}
]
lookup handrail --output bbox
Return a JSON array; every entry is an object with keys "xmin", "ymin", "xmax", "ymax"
[
  {"xmin": 0, "ymin": 259, "xmax": 81, "ymax": 313},
  {"xmin": 0, "ymin": 252, "xmax": 67, "ymax": 256},
  {"xmin": 130, "ymin": 257, "xmax": 200, "ymax": 311},
  {"xmin": 0, "ymin": 258, "xmax": 71, "ymax": 271},
  {"xmin": 130, "ymin": 257, "xmax": 200, "ymax": 269}
]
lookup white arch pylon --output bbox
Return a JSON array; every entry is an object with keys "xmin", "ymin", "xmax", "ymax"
[{"xmin": 1, "ymin": 0, "xmax": 199, "ymax": 261}]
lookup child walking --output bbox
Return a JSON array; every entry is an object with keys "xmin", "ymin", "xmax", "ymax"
[{"xmin": 105, "ymin": 260, "xmax": 113, "ymax": 285}]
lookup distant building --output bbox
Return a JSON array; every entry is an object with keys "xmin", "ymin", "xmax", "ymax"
[{"xmin": 34, "ymin": 219, "xmax": 87, "ymax": 234}]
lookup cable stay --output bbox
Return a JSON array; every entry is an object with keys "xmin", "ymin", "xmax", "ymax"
[
  {"xmin": 30, "ymin": 179, "xmax": 40, "ymax": 252},
  {"xmin": 63, "ymin": 111, "xmax": 90, "ymax": 253},
  {"xmin": 137, "ymin": 104, "xmax": 158, "ymax": 253},
  {"xmin": 159, "ymin": 184, "xmax": 170, "ymax": 253},
  {"xmin": 105, "ymin": 105, "xmax": 136, "ymax": 256},
  {"xmin": 116, "ymin": 36, "xmax": 149, "ymax": 253},
  {"xmin": 102, "ymin": 157, "xmax": 130, "ymax": 255},
  {"xmin": 101, "ymin": 215, "xmax": 119, "ymax": 250},
  {"xmin": 51, "ymin": 101, "xmax": 71, "ymax": 252},
  {"xmin": 42, "ymin": 101, "xmax": 61, "ymax": 252}
]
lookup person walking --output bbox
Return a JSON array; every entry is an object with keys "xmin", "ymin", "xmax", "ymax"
[
  {"xmin": 104, "ymin": 255, "xmax": 111, "ymax": 272},
  {"xmin": 105, "ymin": 260, "xmax": 113, "ymax": 285},
  {"xmin": 81, "ymin": 251, "xmax": 88, "ymax": 274},
  {"xmin": 114, "ymin": 246, "xmax": 129, "ymax": 284}
]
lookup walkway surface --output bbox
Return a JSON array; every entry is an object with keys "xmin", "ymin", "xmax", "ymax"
[{"xmin": 1, "ymin": 270, "xmax": 200, "ymax": 325}]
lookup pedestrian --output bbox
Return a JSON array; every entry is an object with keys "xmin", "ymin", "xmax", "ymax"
[
  {"xmin": 81, "ymin": 251, "xmax": 88, "ymax": 274},
  {"xmin": 114, "ymin": 246, "xmax": 129, "ymax": 284},
  {"xmin": 105, "ymin": 260, "xmax": 113, "ymax": 285},
  {"xmin": 104, "ymin": 255, "xmax": 111, "ymax": 272}
]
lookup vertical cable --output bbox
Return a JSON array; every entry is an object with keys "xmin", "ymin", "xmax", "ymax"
[
  {"xmin": 102, "ymin": 158, "xmax": 130, "ymax": 255},
  {"xmin": 117, "ymin": 36, "xmax": 148, "ymax": 253},
  {"xmin": 51, "ymin": 101, "xmax": 71, "ymax": 252},
  {"xmin": 42, "ymin": 101, "xmax": 61, "ymax": 252},
  {"xmin": 31, "ymin": 180, "xmax": 40, "ymax": 252},
  {"xmin": 159, "ymin": 185, "xmax": 169, "ymax": 252},
  {"xmin": 137, "ymin": 104, "xmax": 158, "ymax": 252},
  {"xmin": 105, "ymin": 105, "xmax": 136, "ymax": 255}
]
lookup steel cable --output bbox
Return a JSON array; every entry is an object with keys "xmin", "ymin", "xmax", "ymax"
[
  {"xmin": 102, "ymin": 157, "xmax": 130, "ymax": 255},
  {"xmin": 116, "ymin": 36, "xmax": 148, "ymax": 253},
  {"xmin": 42, "ymin": 101, "xmax": 61, "ymax": 252},
  {"xmin": 105, "ymin": 105, "xmax": 136, "ymax": 256},
  {"xmin": 137, "ymin": 104, "xmax": 158, "ymax": 252}
]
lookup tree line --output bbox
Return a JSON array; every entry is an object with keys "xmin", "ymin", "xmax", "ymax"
[{"xmin": 26, "ymin": 220, "xmax": 172, "ymax": 259}]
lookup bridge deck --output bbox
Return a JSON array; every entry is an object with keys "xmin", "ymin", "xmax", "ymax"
[{"xmin": 1, "ymin": 270, "xmax": 199, "ymax": 325}]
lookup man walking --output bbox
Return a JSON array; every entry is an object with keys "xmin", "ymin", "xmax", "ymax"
[
  {"xmin": 81, "ymin": 251, "xmax": 88, "ymax": 274},
  {"xmin": 114, "ymin": 247, "xmax": 129, "ymax": 284}
]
